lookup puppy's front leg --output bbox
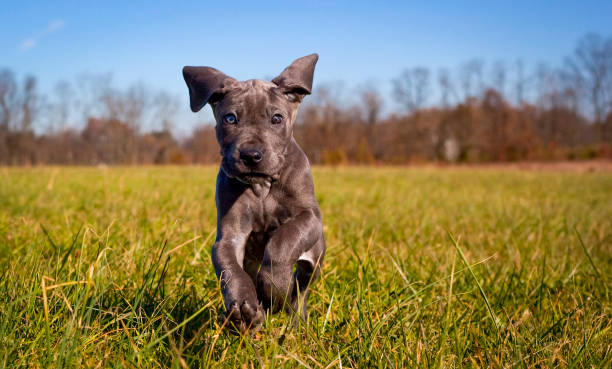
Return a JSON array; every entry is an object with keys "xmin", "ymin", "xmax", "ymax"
[
  {"xmin": 212, "ymin": 232, "xmax": 264, "ymax": 333},
  {"xmin": 257, "ymin": 209, "xmax": 323, "ymax": 314}
]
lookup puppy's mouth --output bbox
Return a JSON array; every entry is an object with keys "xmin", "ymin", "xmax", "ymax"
[
  {"xmin": 221, "ymin": 159, "xmax": 279, "ymax": 185},
  {"xmin": 241, "ymin": 174, "xmax": 274, "ymax": 186}
]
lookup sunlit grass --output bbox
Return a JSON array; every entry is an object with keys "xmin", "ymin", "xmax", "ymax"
[{"xmin": 0, "ymin": 166, "xmax": 610, "ymax": 368}]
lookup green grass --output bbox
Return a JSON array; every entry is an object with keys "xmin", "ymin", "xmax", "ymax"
[{"xmin": 0, "ymin": 166, "xmax": 610, "ymax": 368}]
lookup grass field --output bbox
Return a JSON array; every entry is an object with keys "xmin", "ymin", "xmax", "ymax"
[{"xmin": 0, "ymin": 166, "xmax": 610, "ymax": 368}]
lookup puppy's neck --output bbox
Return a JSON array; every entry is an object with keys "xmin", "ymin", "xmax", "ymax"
[{"xmin": 251, "ymin": 182, "xmax": 271, "ymax": 197}]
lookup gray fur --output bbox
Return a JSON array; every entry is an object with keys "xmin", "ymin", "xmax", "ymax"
[{"xmin": 183, "ymin": 54, "xmax": 325, "ymax": 333}]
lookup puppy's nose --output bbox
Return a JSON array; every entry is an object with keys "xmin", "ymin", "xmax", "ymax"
[{"xmin": 239, "ymin": 149, "xmax": 263, "ymax": 166}]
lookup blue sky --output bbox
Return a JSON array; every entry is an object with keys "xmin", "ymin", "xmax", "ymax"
[{"xmin": 1, "ymin": 1, "xmax": 611, "ymax": 132}]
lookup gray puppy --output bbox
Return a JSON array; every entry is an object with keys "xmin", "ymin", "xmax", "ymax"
[{"xmin": 182, "ymin": 54, "xmax": 325, "ymax": 333}]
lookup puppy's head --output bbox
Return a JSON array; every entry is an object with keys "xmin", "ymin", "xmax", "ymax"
[{"xmin": 183, "ymin": 54, "xmax": 318, "ymax": 184}]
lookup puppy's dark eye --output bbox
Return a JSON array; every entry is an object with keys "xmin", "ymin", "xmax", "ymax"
[
  {"xmin": 223, "ymin": 113, "xmax": 237, "ymax": 124},
  {"xmin": 271, "ymin": 114, "xmax": 283, "ymax": 125}
]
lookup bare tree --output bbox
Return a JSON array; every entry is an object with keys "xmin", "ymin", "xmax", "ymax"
[
  {"xmin": 0, "ymin": 70, "xmax": 19, "ymax": 130},
  {"xmin": 459, "ymin": 59, "xmax": 484, "ymax": 101},
  {"xmin": 100, "ymin": 85, "xmax": 123, "ymax": 124},
  {"xmin": 74, "ymin": 72, "xmax": 113, "ymax": 122},
  {"xmin": 360, "ymin": 85, "xmax": 383, "ymax": 126},
  {"xmin": 514, "ymin": 59, "xmax": 526, "ymax": 105},
  {"xmin": 152, "ymin": 91, "xmax": 179, "ymax": 132},
  {"xmin": 20, "ymin": 76, "xmax": 38, "ymax": 132},
  {"xmin": 437, "ymin": 68, "xmax": 455, "ymax": 108},
  {"xmin": 536, "ymin": 63, "xmax": 559, "ymax": 109},
  {"xmin": 96, "ymin": 81, "xmax": 150, "ymax": 132},
  {"xmin": 46, "ymin": 80, "xmax": 74, "ymax": 132},
  {"xmin": 122, "ymin": 83, "xmax": 148, "ymax": 132},
  {"xmin": 392, "ymin": 67, "xmax": 430, "ymax": 112},
  {"xmin": 490, "ymin": 60, "xmax": 507, "ymax": 99},
  {"xmin": 565, "ymin": 33, "xmax": 612, "ymax": 124},
  {"xmin": 557, "ymin": 67, "xmax": 581, "ymax": 113}
]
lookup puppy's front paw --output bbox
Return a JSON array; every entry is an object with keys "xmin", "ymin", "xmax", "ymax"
[{"xmin": 220, "ymin": 300, "xmax": 264, "ymax": 334}]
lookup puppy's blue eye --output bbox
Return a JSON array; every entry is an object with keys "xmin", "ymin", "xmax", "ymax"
[
  {"xmin": 271, "ymin": 114, "xmax": 283, "ymax": 125},
  {"xmin": 223, "ymin": 113, "xmax": 237, "ymax": 124}
]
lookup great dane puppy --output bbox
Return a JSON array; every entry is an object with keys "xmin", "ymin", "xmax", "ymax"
[{"xmin": 182, "ymin": 54, "xmax": 325, "ymax": 333}]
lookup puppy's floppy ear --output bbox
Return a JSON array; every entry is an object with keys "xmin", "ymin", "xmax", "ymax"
[
  {"xmin": 272, "ymin": 53, "xmax": 318, "ymax": 101},
  {"xmin": 182, "ymin": 66, "xmax": 237, "ymax": 112}
]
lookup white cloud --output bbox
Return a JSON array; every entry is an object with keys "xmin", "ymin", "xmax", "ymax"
[
  {"xmin": 20, "ymin": 19, "xmax": 66, "ymax": 52},
  {"xmin": 20, "ymin": 38, "xmax": 36, "ymax": 51},
  {"xmin": 48, "ymin": 19, "xmax": 65, "ymax": 32}
]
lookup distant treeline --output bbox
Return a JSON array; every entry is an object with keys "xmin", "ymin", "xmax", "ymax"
[{"xmin": 1, "ymin": 33, "xmax": 612, "ymax": 165}]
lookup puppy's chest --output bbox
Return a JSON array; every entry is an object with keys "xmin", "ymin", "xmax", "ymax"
[{"xmin": 249, "ymin": 189, "xmax": 292, "ymax": 233}]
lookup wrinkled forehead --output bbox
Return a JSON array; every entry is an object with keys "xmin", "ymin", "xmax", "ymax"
[{"xmin": 217, "ymin": 80, "xmax": 285, "ymax": 111}]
